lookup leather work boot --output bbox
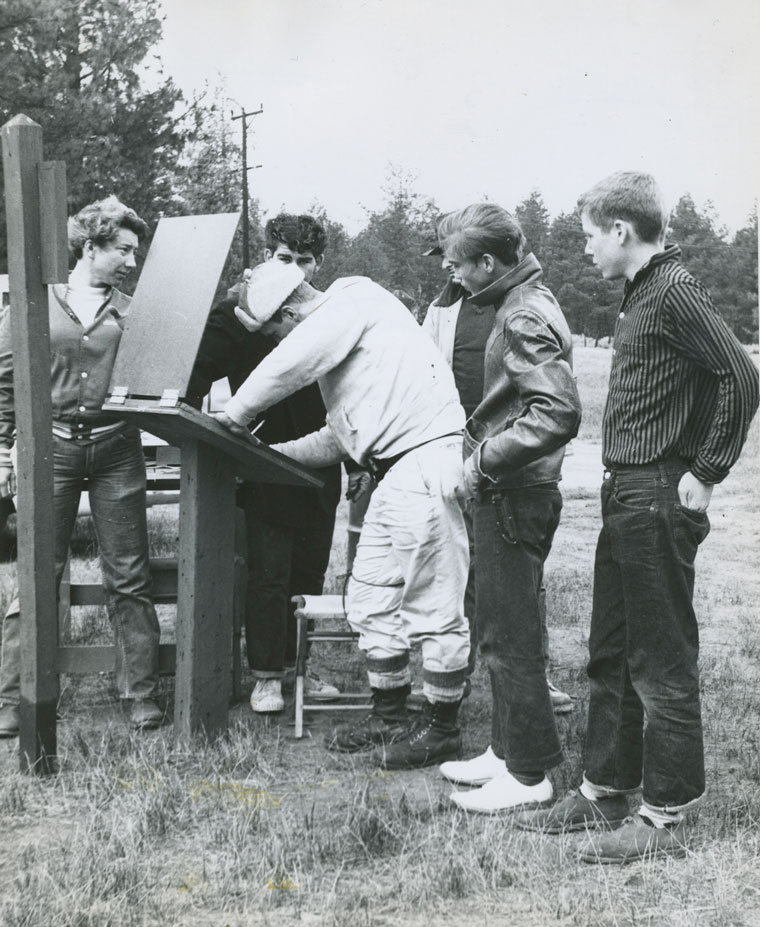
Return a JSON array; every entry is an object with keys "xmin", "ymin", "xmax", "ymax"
[
  {"xmin": 373, "ymin": 698, "xmax": 461, "ymax": 770},
  {"xmin": 0, "ymin": 703, "xmax": 20, "ymax": 738},
  {"xmin": 326, "ymin": 684, "xmax": 411, "ymax": 753}
]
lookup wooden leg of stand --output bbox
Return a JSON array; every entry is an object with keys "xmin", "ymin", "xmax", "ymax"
[{"xmin": 174, "ymin": 439, "xmax": 236, "ymax": 743}]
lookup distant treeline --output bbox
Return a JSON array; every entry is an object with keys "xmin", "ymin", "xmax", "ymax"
[
  {"xmin": 303, "ymin": 182, "xmax": 758, "ymax": 345},
  {"xmin": 1, "ymin": 1, "xmax": 756, "ymax": 342}
]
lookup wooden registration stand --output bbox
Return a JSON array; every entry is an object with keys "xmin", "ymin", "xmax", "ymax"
[
  {"xmin": 102, "ymin": 213, "xmax": 322, "ymax": 743},
  {"xmin": 2, "ymin": 114, "xmax": 322, "ymax": 769}
]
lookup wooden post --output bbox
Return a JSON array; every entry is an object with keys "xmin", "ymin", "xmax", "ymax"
[
  {"xmin": 37, "ymin": 161, "xmax": 68, "ymax": 284},
  {"xmin": 1, "ymin": 115, "xmax": 66, "ymax": 774},
  {"xmin": 174, "ymin": 439, "xmax": 237, "ymax": 742}
]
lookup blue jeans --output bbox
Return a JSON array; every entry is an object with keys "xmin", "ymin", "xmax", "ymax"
[
  {"xmin": 473, "ymin": 485, "xmax": 564, "ymax": 774},
  {"xmin": 0, "ymin": 428, "xmax": 160, "ymax": 704},
  {"xmin": 584, "ymin": 459, "xmax": 710, "ymax": 811}
]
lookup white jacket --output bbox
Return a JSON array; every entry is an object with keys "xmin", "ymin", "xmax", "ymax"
[
  {"xmin": 225, "ymin": 278, "xmax": 464, "ymax": 467},
  {"xmin": 421, "ymin": 296, "xmax": 464, "ymax": 367}
]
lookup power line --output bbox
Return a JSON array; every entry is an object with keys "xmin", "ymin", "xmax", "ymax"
[{"xmin": 231, "ymin": 104, "xmax": 263, "ymax": 267}]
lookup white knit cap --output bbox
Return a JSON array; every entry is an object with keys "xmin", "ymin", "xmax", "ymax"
[{"xmin": 237, "ymin": 261, "xmax": 305, "ymax": 330}]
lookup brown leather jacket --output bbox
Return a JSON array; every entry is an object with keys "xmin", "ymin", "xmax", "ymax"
[{"xmin": 464, "ymin": 254, "xmax": 581, "ymax": 489}]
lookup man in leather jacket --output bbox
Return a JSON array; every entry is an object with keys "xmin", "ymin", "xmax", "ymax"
[
  {"xmin": 422, "ymin": 252, "xmax": 574, "ymax": 715},
  {"xmin": 436, "ymin": 203, "xmax": 581, "ymax": 812}
]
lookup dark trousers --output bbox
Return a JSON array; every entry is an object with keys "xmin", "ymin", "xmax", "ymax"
[
  {"xmin": 463, "ymin": 504, "xmax": 478, "ymax": 676},
  {"xmin": 585, "ymin": 460, "xmax": 710, "ymax": 811},
  {"xmin": 241, "ymin": 488, "xmax": 335, "ymax": 678},
  {"xmin": 463, "ymin": 503, "xmax": 550, "ymax": 674},
  {"xmin": 473, "ymin": 485, "xmax": 564, "ymax": 774}
]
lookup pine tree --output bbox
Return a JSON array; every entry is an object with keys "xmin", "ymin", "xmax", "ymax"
[
  {"xmin": 545, "ymin": 209, "xmax": 622, "ymax": 342},
  {"xmin": 0, "ymin": 0, "xmax": 193, "ymax": 274},
  {"xmin": 515, "ymin": 190, "xmax": 550, "ymax": 264},
  {"xmin": 351, "ymin": 167, "xmax": 443, "ymax": 319}
]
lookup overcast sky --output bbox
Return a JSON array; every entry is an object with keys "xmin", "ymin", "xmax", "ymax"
[{"xmin": 157, "ymin": 0, "xmax": 759, "ymax": 235}]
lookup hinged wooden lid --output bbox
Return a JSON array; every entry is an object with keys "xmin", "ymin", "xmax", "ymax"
[{"xmin": 107, "ymin": 212, "xmax": 240, "ymax": 402}]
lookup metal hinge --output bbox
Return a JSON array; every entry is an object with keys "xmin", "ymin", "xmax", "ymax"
[
  {"xmin": 160, "ymin": 388, "xmax": 180, "ymax": 407},
  {"xmin": 107, "ymin": 386, "xmax": 129, "ymax": 405}
]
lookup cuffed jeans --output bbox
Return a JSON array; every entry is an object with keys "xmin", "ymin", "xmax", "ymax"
[
  {"xmin": 348, "ymin": 436, "xmax": 470, "ymax": 702},
  {"xmin": 473, "ymin": 484, "xmax": 564, "ymax": 774},
  {"xmin": 0, "ymin": 428, "xmax": 160, "ymax": 705},
  {"xmin": 584, "ymin": 459, "xmax": 710, "ymax": 812},
  {"xmin": 240, "ymin": 485, "xmax": 335, "ymax": 679}
]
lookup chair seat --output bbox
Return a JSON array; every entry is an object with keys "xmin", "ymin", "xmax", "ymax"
[{"xmin": 292, "ymin": 594, "xmax": 348, "ymax": 621}]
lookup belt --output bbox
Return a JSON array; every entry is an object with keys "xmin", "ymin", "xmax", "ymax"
[
  {"xmin": 604, "ymin": 456, "xmax": 690, "ymax": 484},
  {"xmin": 367, "ymin": 431, "xmax": 463, "ymax": 484}
]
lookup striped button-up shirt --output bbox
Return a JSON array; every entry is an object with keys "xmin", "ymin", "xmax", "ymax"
[{"xmin": 602, "ymin": 245, "xmax": 759, "ymax": 483}]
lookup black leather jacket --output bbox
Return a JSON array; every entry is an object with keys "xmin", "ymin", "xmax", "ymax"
[{"xmin": 464, "ymin": 254, "xmax": 581, "ymax": 489}]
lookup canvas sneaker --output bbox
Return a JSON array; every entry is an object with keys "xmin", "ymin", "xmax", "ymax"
[
  {"xmin": 450, "ymin": 769, "xmax": 553, "ymax": 814},
  {"xmin": 249, "ymin": 678, "xmax": 284, "ymax": 714},
  {"xmin": 302, "ymin": 669, "xmax": 340, "ymax": 701},
  {"xmin": 283, "ymin": 668, "xmax": 340, "ymax": 701},
  {"xmin": 440, "ymin": 745, "xmax": 506, "ymax": 786}
]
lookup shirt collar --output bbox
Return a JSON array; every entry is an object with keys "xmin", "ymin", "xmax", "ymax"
[
  {"xmin": 492, "ymin": 253, "xmax": 543, "ymax": 308},
  {"xmin": 52, "ymin": 283, "xmax": 127, "ymax": 325},
  {"xmin": 627, "ymin": 243, "xmax": 682, "ymax": 290}
]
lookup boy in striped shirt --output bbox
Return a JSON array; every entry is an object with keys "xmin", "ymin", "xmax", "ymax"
[{"xmin": 517, "ymin": 171, "xmax": 758, "ymax": 862}]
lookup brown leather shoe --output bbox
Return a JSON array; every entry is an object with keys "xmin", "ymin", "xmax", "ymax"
[
  {"xmin": 515, "ymin": 789, "xmax": 629, "ymax": 833},
  {"xmin": 579, "ymin": 814, "xmax": 687, "ymax": 864}
]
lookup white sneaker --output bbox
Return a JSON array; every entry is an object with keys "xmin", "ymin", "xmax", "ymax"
[
  {"xmin": 547, "ymin": 679, "xmax": 573, "ymax": 714},
  {"xmin": 450, "ymin": 769, "xmax": 553, "ymax": 814},
  {"xmin": 302, "ymin": 669, "xmax": 340, "ymax": 701},
  {"xmin": 439, "ymin": 745, "xmax": 506, "ymax": 785},
  {"xmin": 250, "ymin": 678, "xmax": 284, "ymax": 713}
]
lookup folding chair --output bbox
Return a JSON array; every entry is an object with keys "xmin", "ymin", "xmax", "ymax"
[{"xmin": 291, "ymin": 593, "xmax": 369, "ymax": 738}]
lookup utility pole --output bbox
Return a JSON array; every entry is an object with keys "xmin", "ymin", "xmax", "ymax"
[{"xmin": 231, "ymin": 104, "xmax": 263, "ymax": 267}]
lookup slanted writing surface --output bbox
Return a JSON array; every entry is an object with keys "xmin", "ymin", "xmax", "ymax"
[
  {"xmin": 108, "ymin": 212, "xmax": 240, "ymax": 400},
  {"xmin": 112, "ymin": 403, "xmax": 323, "ymax": 487}
]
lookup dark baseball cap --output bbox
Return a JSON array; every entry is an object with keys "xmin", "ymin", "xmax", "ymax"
[{"xmin": 423, "ymin": 245, "xmax": 443, "ymax": 257}]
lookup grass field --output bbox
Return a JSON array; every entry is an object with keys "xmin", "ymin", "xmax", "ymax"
[{"xmin": 0, "ymin": 343, "xmax": 758, "ymax": 927}]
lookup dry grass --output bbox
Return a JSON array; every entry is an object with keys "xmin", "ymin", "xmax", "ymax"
[{"xmin": 0, "ymin": 345, "xmax": 759, "ymax": 926}]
